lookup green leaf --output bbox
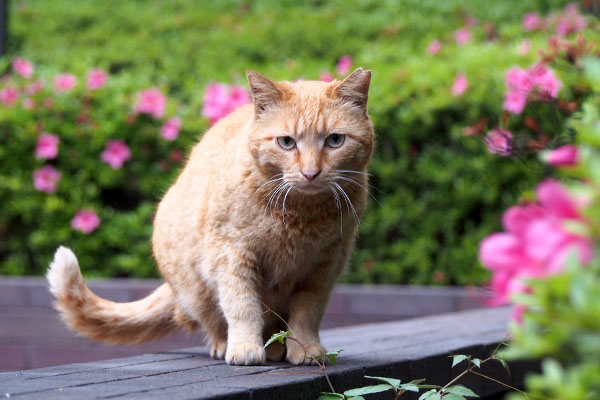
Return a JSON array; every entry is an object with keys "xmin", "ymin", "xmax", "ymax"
[
  {"xmin": 451, "ymin": 355, "xmax": 469, "ymax": 368},
  {"xmin": 344, "ymin": 384, "xmax": 393, "ymax": 397},
  {"xmin": 317, "ymin": 393, "xmax": 345, "ymax": 400},
  {"xmin": 419, "ymin": 389, "xmax": 442, "ymax": 400},
  {"xmin": 326, "ymin": 350, "xmax": 342, "ymax": 365},
  {"xmin": 399, "ymin": 383, "xmax": 420, "ymax": 392},
  {"xmin": 472, "ymin": 358, "xmax": 481, "ymax": 368},
  {"xmin": 263, "ymin": 331, "xmax": 290, "ymax": 349},
  {"xmin": 444, "ymin": 385, "xmax": 479, "ymax": 398},
  {"xmin": 364, "ymin": 375, "xmax": 401, "ymax": 389},
  {"xmin": 442, "ymin": 394, "xmax": 467, "ymax": 400},
  {"xmin": 348, "ymin": 397, "xmax": 365, "ymax": 400},
  {"xmin": 498, "ymin": 358, "xmax": 510, "ymax": 373}
]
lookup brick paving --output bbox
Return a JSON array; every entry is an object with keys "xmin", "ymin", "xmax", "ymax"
[{"xmin": 0, "ymin": 307, "xmax": 524, "ymax": 400}]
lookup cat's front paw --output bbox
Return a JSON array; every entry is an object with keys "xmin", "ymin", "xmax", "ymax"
[
  {"xmin": 225, "ymin": 342, "xmax": 266, "ymax": 366},
  {"xmin": 210, "ymin": 339, "xmax": 227, "ymax": 360},
  {"xmin": 286, "ymin": 340, "xmax": 327, "ymax": 365}
]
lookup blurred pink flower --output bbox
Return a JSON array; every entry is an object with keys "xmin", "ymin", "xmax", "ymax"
[
  {"xmin": 0, "ymin": 87, "xmax": 20, "ymax": 106},
  {"xmin": 35, "ymin": 132, "xmax": 59, "ymax": 159},
  {"xmin": 101, "ymin": 140, "xmax": 131, "ymax": 169},
  {"xmin": 160, "ymin": 117, "xmax": 182, "ymax": 141},
  {"xmin": 87, "ymin": 69, "xmax": 108, "ymax": 90},
  {"xmin": 12, "ymin": 57, "xmax": 34, "ymax": 78},
  {"xmin": 518, "ymin": 39, "xmax": 531, "ymax": 55},
  {"xmin": 543, "ymin": 144, "xmax": 579, "ymax": 166},
  {"xmin": 22, "ymin": 98, "xmax": 35, "ymax": 109},
  {"xmin": 503, "ymin": 91, "xmax": 528, "ymax": 114},
  {"xmin": 452, "ymin": 73, "xmax": 468, "ymax": 97},
  {"xmin": 530, "ymin": 64, "xmax": 562, "ymax": 98},
  {"xmin": 135, "ymin": 87, "xmax": 166, "ymax": 119},
  {"xmin": 522, "ymin": 12, "xmax": 541, "ymax": 31},
  {"xmin": 556, "ymin": 3, "xmax": 587, "ymax": 36},
  {"xmin": 485, "ymin": 128, "xmax": 513, "ymax": 156},
  {"xmin": 71, "ymin": 210, "xmax": 100, "ymax": 234},
  {"xmin": 33, "ymin": 165, "xmax": 61, "ymax": 193},
  {"xmin": 320, "ymin": 71, "xmax": 334, "ymax": 82},
  {"xmin": 54, "ymin": 74, "xmax": 77, "ymax": 92},
  {"xmin": 25, "ymin": 80, "xmax": 43, "ymax": 95},
  {"xmin": 502, "ymin": 64, "xmax": 562, "ymax": 114},
  {"xmin": 454, "ymin": 28, "xmax": 471, "ymax": 45},
  {"xmin": 202, "ymin": 83, "xmax": 250, "ymax": 124},
  {"xmin": 427, "ymin": 39, "xmax": 442, "ymax": 55},
  {"xmin": 480, "ymin": 179, "xmax": 593, "ymax": 313},
  {"xmin": 336, "ymin": 55, "xmax": 353, "ymax": 75}
]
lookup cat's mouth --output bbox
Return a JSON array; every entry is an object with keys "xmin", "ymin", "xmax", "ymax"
[{"xmin": 295, "ymin": 181, "xmax": 329, "ymax": 195}]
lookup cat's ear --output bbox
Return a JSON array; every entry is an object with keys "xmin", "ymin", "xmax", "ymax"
[
  {"xmin": 246, "ymin": 70, "xmax": 284, "ymax": 118},
  {"xmin": 333, "ymin": 68, "xmax": 371, "ymax": 112}
]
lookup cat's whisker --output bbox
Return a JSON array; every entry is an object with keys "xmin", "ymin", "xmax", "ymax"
[
  {"xmin": 254, "ymin": 174, "xmax": 285, "ymax": 197},
  {"xmin": 264, "ymin": 182, "xmax": 287, "ymax": 217},
  {"xmin": 336, "ymin": 169, "xmax": 372, "ymax": 177},
  {"xmin": 273, "ymin": 183, "xmax": 289, "ymax": 213},
  {"xmin": 332, "ymin": 182, "xmax": 359, "ymax": 226},
  {"xmin": 335, "ymin": 175, "xmax": 382, "ymax": 205},
  {"xmin": 329, "ymin": 184, "xmax": 343, "ymax": 237},
  {"xmin": 281, "ymin": 185, "xmax": 294, "ymax": 225}
]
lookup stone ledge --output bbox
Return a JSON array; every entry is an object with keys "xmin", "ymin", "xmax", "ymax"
[{"xmin": 0, "ymin": 307, "xmax": 532, "ymax": 400}]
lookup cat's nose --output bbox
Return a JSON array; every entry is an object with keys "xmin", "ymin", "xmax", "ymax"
[{"xmin": 301, "ymin": 169, "xmax": 321, "ymax": 182}]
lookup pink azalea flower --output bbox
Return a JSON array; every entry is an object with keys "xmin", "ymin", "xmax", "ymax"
[
  {"xmin": 320, "ymin": 71, "xmax": 334, "ymax": 82},
  {"xmin": 485, "ymin": 128, "xmax": 513, "ymax": 156},
  {"xmin": 454, "ymin": 28, "xmax": 471, "ymax": 45},
  {"xmin": 101, "ymin": 140, "xmax": 131, "ymax": 169},
  {"xmin": 336, "ymin": 55, "xmax": 353, "ymax": 75},
  {"xmin": 452, "ymin": 73, "xmax": 469, "ymax": 97},
  {"xmin": 522, "ymin": 12, "xmax": 541, "ymax": 31},
  {"xmin": 33, "ymin": 165, "xmax": 61, "ymax": 193},
  {"xmin": 53, "ymin": 74, "xmax": 77, "ymax": 92},
  {"xmin": 135, "ymin": 88, "xmax": 166, "ymax": 119},
  {"xmin": 427, "ymin": 39, "xmax": 442, "ymax": 55},
  {"xmin": 503, "ymin": 91, "xmax": 528, "ymax": 114},
  {"xmin": 556, "ymin": 3, "xmax": 587, "ymax": 36},
  {"xmin": 518, "ymin": 39, "xmax": 531, "ymax": 55},
  {"xmin": 505, "ymin": 66, "xmax": 533, "ymax": 94},
  {"xmin": 480, "ymin": 179, "xmax": 593, "ymax": 317},
  {"xmin": 35, "ymin": 132, "xmax": 60, "ymax": 159},
  {"xmin": 542, "ymin": 144, "xmax": 579, "ymax": 166},
  {"xmin": 71, "ymin": 210, "xmax": 100, "ymax": 234},
  {"xmin": 160, "ymin": 117, "xmax": 182, "ymax": 141},
  {"xmin": 87, "ymin": 69, "xmax": 108, "ymax": 90},
  {"xmin": 202, "ymin": 83, "xmax": 250, "ymax": 124},
  {"xmin": 12, "ymin": 57, "xmax": 34, "ymax": 78},
  {"xmin": 529, "ymin": 64, "xmax": 562, "ymax": 98},
  {"xmin": 25, "ymin": 80, "xmax": 43, "ymax": 95},
  {"xmin": 0, "ymin": 87, "xmax": 20, "ymax": 106}
]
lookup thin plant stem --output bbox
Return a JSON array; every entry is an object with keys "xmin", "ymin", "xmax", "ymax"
[
  {"xmin": 262, "ymin": 302, "xmax": 336, "ymax": 394},
  {"xmin": 470, "ymin": 370, "xmax": 546, "ymax": 400}
]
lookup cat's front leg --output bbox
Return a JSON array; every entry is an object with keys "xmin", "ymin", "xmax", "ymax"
[
  {"xmin": 286, "ymin": 259, "xmax": 341, "ymax": 365},
  {"xmin": 216, "ymin": 251, "xmax": 266, "ymax": 366}
]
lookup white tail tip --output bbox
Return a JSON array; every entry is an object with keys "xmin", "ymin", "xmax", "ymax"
[{"xmin": 47, "ymin": 246, "xmax": 83, "ymax": 299}]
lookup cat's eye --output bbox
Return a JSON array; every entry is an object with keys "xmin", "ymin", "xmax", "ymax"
[
  {"xmin": 277, "ymin": 136, "xmax": 296, "ymax": 150},
  {"xmin": 325, "ymin": 133, "xmax": 345, "ymax": 148}
]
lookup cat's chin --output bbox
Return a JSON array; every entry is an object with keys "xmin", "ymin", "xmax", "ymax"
[{"xmin": 295, "ymin": 184, "xmax": 328, "ymax": 195}]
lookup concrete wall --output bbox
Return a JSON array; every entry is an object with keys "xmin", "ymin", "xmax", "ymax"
[{"xmin": 0, "ymin": 277, "xmax": 485, "ymax": 371}]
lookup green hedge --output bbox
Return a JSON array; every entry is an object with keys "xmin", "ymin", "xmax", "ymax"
[{"xmin": 1, "ymin": 0, "xmax": 593, "ymax": 284}]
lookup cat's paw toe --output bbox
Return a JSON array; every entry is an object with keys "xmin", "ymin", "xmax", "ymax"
[
  {"xmin": 286, "ymin": 341, "xmax": 327, "ymax": 365},
  {"xmin": 225, "ymin": 342, "xmax": 266, "ymax": 366},
  {"xmin": 210, "ymin": 339, "xmax": 227, "ymax": 360}
]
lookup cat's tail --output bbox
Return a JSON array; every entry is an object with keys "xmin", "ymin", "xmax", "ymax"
[{"xmin": 47, "ymin": 246, "xmax": 189, "ymax": 345}]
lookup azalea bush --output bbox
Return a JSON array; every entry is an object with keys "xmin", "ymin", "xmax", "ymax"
[
  {"xmin": 478, "ymin": 57, "xmax": 600, "ymax": 399},
  {"xmin": 1, "ymin": 0, "xmax": 598, "ymax": 281}
]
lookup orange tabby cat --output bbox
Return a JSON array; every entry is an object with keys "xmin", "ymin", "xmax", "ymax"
[{"xmin": 47, "ymin": 68, "xmax": 374, "ymax": 365}]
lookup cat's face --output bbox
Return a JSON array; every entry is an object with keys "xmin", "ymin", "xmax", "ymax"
[{"xmin": 247, "ymin": 69, "xmax": 374, "ymax": 196}]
